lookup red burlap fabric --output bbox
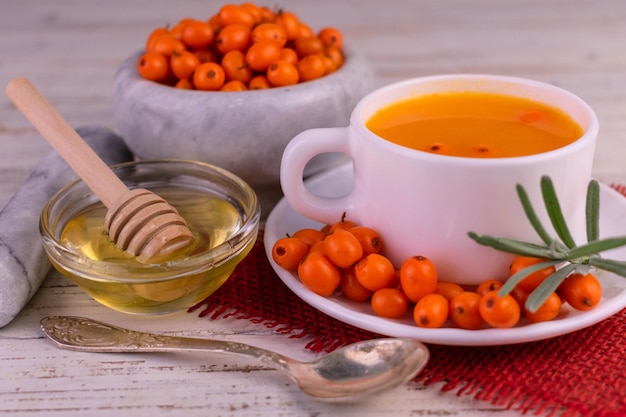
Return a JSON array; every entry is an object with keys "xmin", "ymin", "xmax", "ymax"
[{"xmin": 190, "ymin": 187, "xmax": 626, "ymax": 417}]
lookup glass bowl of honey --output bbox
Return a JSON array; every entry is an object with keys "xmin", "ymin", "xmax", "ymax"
[{"xmin": 40, "ymin": 159, "xmax": 260, "ymax": 315}]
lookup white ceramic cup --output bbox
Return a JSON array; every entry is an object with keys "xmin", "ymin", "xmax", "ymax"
[{"xmin": 280, "ymin": 74, "xmax": 598, "ymax": 285}]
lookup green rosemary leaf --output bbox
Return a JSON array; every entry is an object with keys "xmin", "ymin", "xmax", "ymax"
[
  {"xmin": 565, "ymin": 236, "xmax": 626, "ymax": 260},
  {"xmin": 525, "ymin": 263, "xmax": 578, "ymax": 313},
  {"xmin": 467, "ymin": 232, "xmax": 562, "ymax": 259},
  {"xmin": 586, "ymin": 180, "xmax": 600, "ymax": 242},
  {"xmin": 498, "ymin": 259, "xmax": 562, "ymax": 297},
  {"xmin": 541, "ymin": 176, "xmax": 576, "ymax": 249},
  {"xmin": 588, "ymin": 257, "xmax": 626, "ymax": 278},
  {"xmin": 516, "ymin": 183, "xmax": 554, "ymax": 246}
]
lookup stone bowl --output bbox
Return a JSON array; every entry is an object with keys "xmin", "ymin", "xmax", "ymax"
[{"xmin": 112, "ymin": 46, "xmax": 374, "ymax": 211}]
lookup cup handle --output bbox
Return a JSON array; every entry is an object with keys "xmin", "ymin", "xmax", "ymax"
[{"xmin": 280, "ymin": 127, "xmax": 354, "ymax": 225}]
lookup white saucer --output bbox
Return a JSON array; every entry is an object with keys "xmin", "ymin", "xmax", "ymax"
[{"xmin": 264, "ymin": 163, "xmax": 626, "ymax": 346}]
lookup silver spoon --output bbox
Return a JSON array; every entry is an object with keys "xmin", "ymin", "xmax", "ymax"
[{"xmin": 40, "ymin": 316, "xmax": 429, "ymax": 401}]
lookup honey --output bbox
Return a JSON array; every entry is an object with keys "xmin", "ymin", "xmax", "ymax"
[{"xmin": 52, "ymin": 186, "xmax": 256, "ymax": 315}]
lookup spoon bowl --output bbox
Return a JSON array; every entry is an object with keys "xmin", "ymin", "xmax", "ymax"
[{"xmin": 40, "ymin": 316, "xmax": 429, "ymax": 401}]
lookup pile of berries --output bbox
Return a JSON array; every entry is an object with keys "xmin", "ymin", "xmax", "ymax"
[
  {"xmin": 271, "ymin": 214, "xmax": 602, "ymax": 329},
  {"xmin": 137, "ymin": 2, "xmax": 344, "ymax": 91}
]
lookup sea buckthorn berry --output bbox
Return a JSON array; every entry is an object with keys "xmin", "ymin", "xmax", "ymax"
[
  {"xmin": 318, "ymin": 27, "xmax": 343, "ymax": 49},
  {"xmin": 145, "ymin": 27, "xmax": 169, "ymax": 52},
  {"xmin": 246, "ymin": 40, "xmax": 282, "ymax": 72},
  {"xmin": 400, "ymin": 255, "xmax": 438, "ymax": 303},
  {"xmin": 297, "ymin": 54, "xmax": 326, "ymax": 82},
  {"xmin": 298, "ymin": 252, "xmax": 341, "ymax": 297},
  {"xmin": 279, "ymin": 47, "xmax": 299, "ymax": 65},
  {"xmin": 476, "ymin": 279, "xmax": 504, "ymax": 296},
  {"xmin": 148, "ymin": 32, "xmax": 186, "ymax": 57},
  {"xmin": 248, "ymin": 74, "xmax": 272, "ymax": 90},
  {"xmin": 137, "ymin": 52, "xmax": 169, "ymax": 82},
  {"xmin": 208, "ymin": 14, "xmax": 222, "ymax": 33},
  {"xmin": 170, "ymin": 49, "xmax": 200, "ymax": 81},
  {"xmin": 296, "ymin": 22, "xmax": 315, "ymax": 39},
  {"xmin": 217, "ymin": 4, "xmax": 256, "ymax": 28},
  {"xmin": 558, "ymin": 273, "xmax": 602, "ymax": 311},
  {"xmin": 509, "ymin": 256, "xmax": 556, "ymax": 291},
  {"xmin": 221, "ymin": 50, "xmax": 253, "ymax": 83},
  {"xmin": 274, "ymin": 11, "xmax": 300, "ymax": 40},
  {"xmin": 258, "ymin": 6, "xmax": 275, "ymax": 23},
  {"xmin": 354, "ymin": 253, "xmax": 395, "ymax": 291},
  {"xmin": 193, "ymin": 49, "xmax": 219, "ymax": 64},
  {"xmin": 324, "ymin": 228, "xmax": 363, "ymax": 268},
  {"xmin": 414, "ymin": 293, "xmax": 449, "ymax": 328},
  {"xmin": 348, "ymin": 226, "xmax": 383, "ymax": 256},
  {"xmin": 371, "ymin": 288, "xmax": 409, "ymax": 319},
  {"xmin": 251, "ymin": 23, "xmax": 287, "ymax": 47},
  {"xmin": 319, "ymin": 224, "xmax": 332, "ymax": 235},
  {"xmin": 216, "ymin": 24, "xmax": 251, "ymax": 54},
  {"xmin": 307, "ymin": 240, "xmax": 326, "ymax": 256},
  {"xmin": 292, "ymin": 228, "xmax": 325, "ymax": 246},
  {"xmin": 318, "ymin": 53, "xmax": 338, "ymax": 75},
  {"xmin": 479, "ymin": 290, "xmax": 521, "ymax": 328},
  {"xmin": 524, "ymin": 291, "xmax": 562, "ymax": 322},
  {"xmin": 294, "ymin": 36, "xmax": 325, "ymax": 58},
  {"xmin": 271, "ymin": 236, "xmax": 309, "ymax": 271},
  {"xmin": 193, "ymin": 62, "xmax": 225, "ymax": 90},
  {"xmin": 168, "ymin": 20, "xmax": 189, "ymax": 40},
  {"xmin": 267, "ymin": 60, "xmax": 299, "ymax": 86},
  {"xmin": 181, "ymin": 20, "xmax": 215, "ymax": 49},
  {"xmin": 340, "ymin": 266, "xmax": 373, "ymax": 303},
  {"xmin": 510, "ymin": 285, "xmax": 530, "ymax": 308},
  {"xmin": 449, "ymin": 292, "xmax": 484, "ymax": 330},
  {"xmin": 329, "ymin": 212, "xmax": 357, "ymax": 232},
  {"xmin": 240, "ymin": 2, "xmax": 263, "ymax": 25},
  {"xmin": 435, "ymin": 281, "xmax": 465, "ymax": 301},
  {"xmin": 174, "ymin": 78, "xmax": 194, "ymax": 90},
  {"xmin": 220, "ymin": 80, "xmax": 248, "ymax": 91},
  {"xmin": 324, "ymin": 46, "xmax": 344, "ymax": 68}
]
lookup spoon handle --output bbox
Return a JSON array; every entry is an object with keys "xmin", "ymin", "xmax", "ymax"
[
  {"xmin": 40, "ymin": 316, "xmax": 287, "ymax": 366},
  {"xmin": 5, "ymin": 78, "xmax": 128, "ymax": 209}
]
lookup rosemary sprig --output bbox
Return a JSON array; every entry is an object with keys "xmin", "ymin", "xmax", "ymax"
[{"xmin": 469, "ymin": 175, "xmax": 626, "ymax": 313}]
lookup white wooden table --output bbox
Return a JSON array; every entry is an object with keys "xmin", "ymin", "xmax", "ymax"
[{"xmin": 1, "ymin": 1, "xmax": 625, "ymax": 415}]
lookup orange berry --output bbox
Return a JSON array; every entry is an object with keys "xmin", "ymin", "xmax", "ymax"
[
  {"xmin": 246, "ymin": 40, "xmax": 282, "ymax": 72},
  {"xmin": 272, "ymin": 236, "xmax": 309, "ymax": 270},
  {"xmin": 371, "ymin": 288, "xmax": 409, "ymax": 319},
  {"xmin": 323, "ymin": 228, "xmax": 363, "ymax": 268},
  {"xmin": 400, "ymin": 255, "xmax": 438, "ymax": 303},
  {"xmin": 181, "ymin": 20, "xmax": 215, "ymax": 49},
  {"xmin": 479, "ymin": 290, "xmax": 521, "ymax": 328},
  {"xmin": 297, "ymin": 54, "xmax": 326, "ymax": 82},
  {"xmin": 267, "ymin": 60, "xmax": 299, "ymax": 86},
  {"xmin": 298, "ymin": 252, "xmax": 341, "ymax": 297},
  {"xmin": 414, "ymin": 293, "xmax": 449, "ymax": 328},
  {"xmin": 354, "ymin": 253, "xmax": 395, "ymax": 292},
  {"xmin": 449, "ymin": 292, "xmax": 485, "ymax": 330},
  {"xmin": 435, "ymin": 281, "xmax": 465, "ymax": 301},
  {"xmin": 193, "ymin": 62, "xmax": 225, "ymax": 90},
  {"xmin": 524, "ymin": 291, "xmax": 562, "ymax": 322},
  {"xmin": 559, "ymin": 273, "xmax": 602, "ymax": 311},
  {"xmin": 136, "ymin": 52, "xmax": 169, "ymax": 82},
  {"xmin": 509, "ymin": 256, "xmax": 556, "ymax": 291}
]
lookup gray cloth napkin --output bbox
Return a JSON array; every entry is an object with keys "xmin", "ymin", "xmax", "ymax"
[{"xmin": 0, "ymin": 126, "xmax": 133, "ymax": 327}]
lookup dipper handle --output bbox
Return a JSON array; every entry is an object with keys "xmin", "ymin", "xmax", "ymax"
[{"xmin": 5, "ymin": 78, "xmax": 128, "ymax": 209}]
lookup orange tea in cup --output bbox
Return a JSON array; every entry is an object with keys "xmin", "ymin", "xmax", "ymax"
[{"xmin": 365, "ymin": 91, "xmax": 584, "ymax": 158}]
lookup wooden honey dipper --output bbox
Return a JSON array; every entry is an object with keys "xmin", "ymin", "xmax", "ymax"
[{"xmin": 6, "ymin": 78, "xmax": 194, "ymax": 263}]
